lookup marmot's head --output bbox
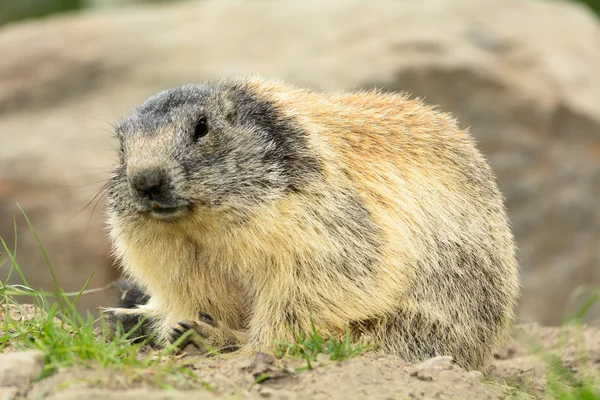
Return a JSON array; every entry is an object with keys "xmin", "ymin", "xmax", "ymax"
[{"xmin": 106, "ymin": 79, "xmax": 321, "ymax": 225}]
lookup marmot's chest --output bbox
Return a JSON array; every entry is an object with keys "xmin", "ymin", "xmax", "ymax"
[{"xmin": 149, "ymin": 250, "xmax": 252, "ymax": 328}]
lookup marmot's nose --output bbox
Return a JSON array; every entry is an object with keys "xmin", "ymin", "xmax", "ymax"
[{"xmin": 129, "ymin": 168, "xmax": 169, "ymax": 200}]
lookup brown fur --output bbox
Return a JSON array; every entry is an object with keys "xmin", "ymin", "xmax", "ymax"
[{"xmin": 104, "ymin": 76, "xmax": 520, "ymax": 371}]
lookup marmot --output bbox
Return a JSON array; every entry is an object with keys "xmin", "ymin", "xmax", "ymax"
[{"xmin": 103, "ymin": 76, "xmax": 520, "ymax": 370}]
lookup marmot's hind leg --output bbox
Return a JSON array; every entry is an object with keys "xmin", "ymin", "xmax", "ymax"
[{"xmin": 352, "ymin": 309, "xmax": 487, "ymax": 370}]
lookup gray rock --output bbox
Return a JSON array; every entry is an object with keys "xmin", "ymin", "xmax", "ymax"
[
  {"xmin": 0, "ymin": 0, "xmax": 598, "ymax": 324},
  {"xmin": 467, "ymin": 370, "xmax": 485, "ymax": 383},
  {"xmin": 0, "ymin": 387, "xmax": 18, "ymax": 400},
  {"xmin": 0, "ymin": 350, "xmax": 45, "ymax": 387},
  {"xmin": 418, "ymin": 356, "xmax": 455, "ymax": 371}
]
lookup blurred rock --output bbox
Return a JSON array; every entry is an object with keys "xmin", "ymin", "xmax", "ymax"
[
  {"xmin": 0, "ymin": 387, "xmax": 18, "ymax": 400},
  {"xmin": 0, "ymin": 350, "xmax": 45, "ymax": 387},
  {"xmin": 0, "ymin": 0, "xmax": 598, "ymax": 324}
]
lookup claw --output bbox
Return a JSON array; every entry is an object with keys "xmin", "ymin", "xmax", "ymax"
[
  {"xmin": 198, "ymin": 311, "xmax": 214, "ymax": 325},
  {"xmin": 169, "ymin": 329, "xmax": 185, "ymax": 344},
  {"xmin": 178, "ymin": 322, "xmax": 193, "ymax": 330},
  {"xmin": 169, "ymin": 320, "xmax": 196, "ymax": 345},
  {"xmin": 172, "ymin": 327, "xmax": 185, "ymax": 336}
]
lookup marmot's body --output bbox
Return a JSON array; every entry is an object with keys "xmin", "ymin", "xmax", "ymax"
[{"xmin": 105, "ymin": 76, "xmax": 519, "ymax": 370}]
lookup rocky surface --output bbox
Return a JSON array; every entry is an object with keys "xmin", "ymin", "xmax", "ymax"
[
  {"xmin": 1, "ymin": 304, "xmax": 600, "ymax": 399},
  {"xmin": 0, "ymin": 350, "xmax": 45, "ymax": 388},
  {"xmin": 1, "ymin": 325, "xmax": 599, "ymax": 399},
  {"xmin": 0, "ymin": 0, "xmax": 599, "ymax": 323}
]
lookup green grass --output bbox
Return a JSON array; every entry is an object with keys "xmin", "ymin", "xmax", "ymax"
[
  {"xmin": 544, "ymin": 285, "xmax": 600, "ymax": 400},
  {"xmin": 0, "ymin": 205, "xmax": 209, "ymax": 390},
  {"xmin": 274, "ymin": 319, "xmax": 376, "ymax": 371},
  {"xmin": 498, "ymin": 285, "xmax": 600, "ymax": 400}
]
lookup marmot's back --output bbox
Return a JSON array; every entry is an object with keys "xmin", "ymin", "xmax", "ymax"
[
  {"xmin": 106, "ymin": 76, "xmax": 519, "ymax": 371},
  {"xmin": 253, "ymin": 79, "xmax": 519, "ymax": 368}
]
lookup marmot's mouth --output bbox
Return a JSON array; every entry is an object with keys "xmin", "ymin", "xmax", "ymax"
[{"xmin": 146, "ymin": 202, "xmax": 190, "ymax": 221}]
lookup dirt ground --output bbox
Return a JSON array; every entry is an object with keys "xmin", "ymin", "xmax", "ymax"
[{"xmin": 2, "ymin": 305, "xmax": 600, "ymax": 400}]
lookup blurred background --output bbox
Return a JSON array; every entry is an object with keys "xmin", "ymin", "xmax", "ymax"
[{"xmin": 0, "ymin": 0, "xmax": 599, "ymax": 326}]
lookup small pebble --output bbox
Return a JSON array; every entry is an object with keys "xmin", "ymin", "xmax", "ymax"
[
  {"xmin": 467, "ymin": 370, "xmax": 485, "ymax": 383},
  {"xmin": 418, "ymin": 356, "xmax": 454, "ymax": 370}
]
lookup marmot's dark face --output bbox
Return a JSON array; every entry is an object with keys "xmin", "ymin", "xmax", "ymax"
[{"xmin": 106, "ymin": 81, "xmax": 321, "ymax": 223}]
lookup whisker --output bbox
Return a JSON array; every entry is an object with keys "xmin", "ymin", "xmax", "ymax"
[
  {"xmin": 68, "ymin": 179, "xmax": 112, "ymax": 223},
  {"xmin": 58, "ymin": 179, "xmax": 110, "ymax": 188},
  {"xmin": 87, "ymin": 116, "xmax": 119, "ymax": 132},
  {"xmin": 86, "ymin": 189, "xmax": 109, "ymax": 234}
]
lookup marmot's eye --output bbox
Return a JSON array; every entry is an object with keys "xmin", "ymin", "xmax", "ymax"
[{"xmin": 194, "ymin": 117, "xmax": 209, "ymax": 139}]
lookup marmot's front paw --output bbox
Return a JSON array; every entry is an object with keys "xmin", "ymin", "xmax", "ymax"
[
  {"xmin": 168, "ymin": 312, "xmax": 241, "ymax": 354},
  {"xmin": 116, "ymin": 278, "xmax": 150, "ymax": 309},
  {"xmin": 102, "ymin": 307, "xmax": 158, "ymax": 345},
  {"xmin": 168, "ymin": 311, "xmax": 217, "ymax": 348}
]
